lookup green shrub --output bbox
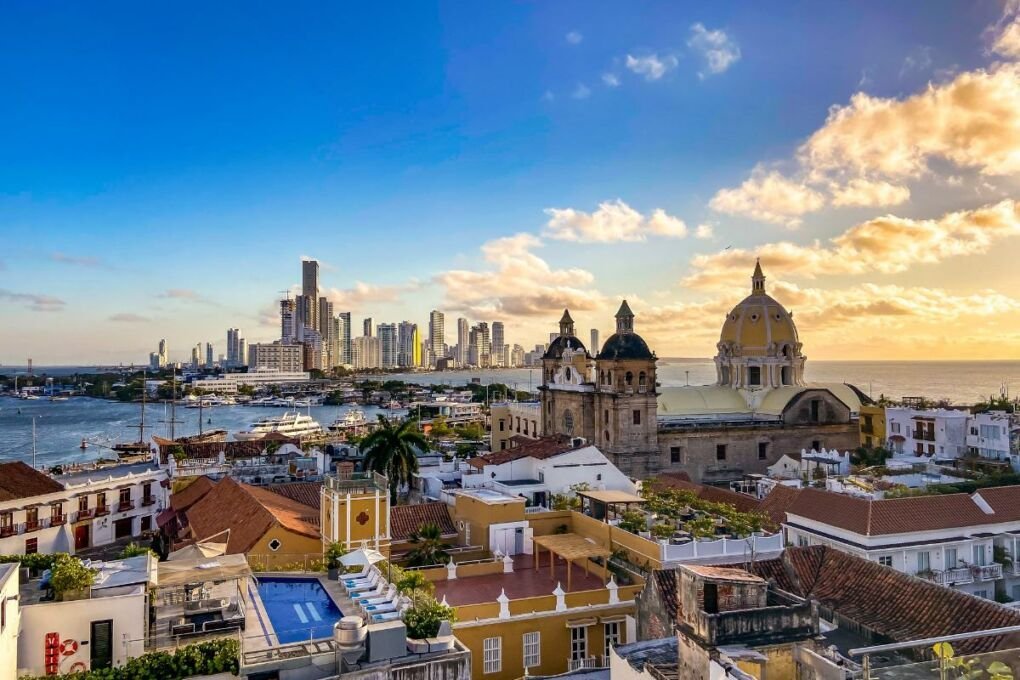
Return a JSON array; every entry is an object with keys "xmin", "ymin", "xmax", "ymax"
[
  {"xmin": 0, "ymin": 553, "xmax": 59, "ymax": 571},
  {"xmin": 403, "ymin": 595, "xmax": 456, "ymax": 640},
  {"xmin": 49, "ymin": 554, "xmax": 97, "ymax": 598},
  {"xmin": 22, "ymin": 639, "xmax": 239, "ymax": 679}
]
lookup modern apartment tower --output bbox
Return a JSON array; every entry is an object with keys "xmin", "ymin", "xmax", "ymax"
[
  {"xmin": 429, "ymin": 310, "xmax": 445, "ymax": 364},
  {"xmin": 457, "ymin": 317, "xmax": 469, "ymax": 367},
  {"xmin": 378, "ymin": 323, "xmax": 398, "ymax": 369},
  {"xmin": 338, "ymin": 312, "xmax": 352, "ymax": 365},
  {"xmin": 280, "ymin": 298, "xmax": 298, "ymax": 343},
  {"xmin": 492, "ymin": 321, "xmax": 505, "ymax": 368},
  {"xmin": 363, "ymin": 318, "xmax": 373, "ymax": 337},
  {"xmin": 397, "ymin": 321, "xmax": 417, "ymax": 368},
  {"xmin": 205, "ymin": 342, "xmax": 213, "ymax": 367},
  {"xmin": 318, "ymin": 297, "xmax": 335, "ymax": 367},
  {"xmin": 590, "ymin": 328, "xmax": 600, "ymax": 356},
  {"xmin": 302, "ymin": 259, "xmax": 320, "ymax": 331}
]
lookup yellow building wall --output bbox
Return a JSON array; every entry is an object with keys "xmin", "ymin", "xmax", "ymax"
[
  {"xmin": 453, "ymin": 494, "xmax": 525, "ymax": 547},
  {"xmin": 454, "ymin": 604, "xmax": 635, "ymax": 680},
  {"xmin": 248, "ymin": 524, "xmax": 324, "ymax": 570},
  {"xmin": 860, "ymin": 405, "xmax": 886, "ymax": 449},
  {"xmin": 321, "ymin": 489, "xmax": 390, "ymax": 556},
  {"xmin": 735, "ymin": 644, "xmax": 797, "ymax": 680}
]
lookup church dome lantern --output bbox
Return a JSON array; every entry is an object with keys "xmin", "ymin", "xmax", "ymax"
[
  {"xmin": 715, "ymin": 261, "xmax": 805, "ymax": 390},
  {"xmin": 597, "ymin": 300, "xmax": 655, "ymax": 361}
]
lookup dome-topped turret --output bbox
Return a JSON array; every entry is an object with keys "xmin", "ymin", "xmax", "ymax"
[
  {"xmin": 543, "ymin": 309, "xmax": 589, "ymax": 360},
  {"xmin": 715, "ymin": 261, "xmax": 805, "ymax": 390},
  {"xmin": 718, "ymin": 260, "xmax": 800, "ymax": 353},
  {"xmin": 597, "ymin": 300, "xmax": 655, "ymax": 360}
]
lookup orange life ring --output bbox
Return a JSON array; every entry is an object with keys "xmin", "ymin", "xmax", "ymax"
[
  {"xmin": 69, "ymin": 661, "xmax": 87, "ymax": 672},
  {"xmin": 61, "ymin": 639, "xmax": 79, "ymax": 656}
]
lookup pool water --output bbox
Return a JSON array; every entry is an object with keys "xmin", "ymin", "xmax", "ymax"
[{"xmin": 255, "ymin": 577, "xmax": 342, "ymax": 643}]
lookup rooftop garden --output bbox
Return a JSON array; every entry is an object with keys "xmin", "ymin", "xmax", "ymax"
[{"xmin": 621, "ymin": 484, "xmax": 771, "ymax": 540}]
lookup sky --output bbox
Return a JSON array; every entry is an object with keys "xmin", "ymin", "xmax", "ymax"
[{"xmin": 3, "ymin": 0, "xmax": 1020, "ymax": 364}]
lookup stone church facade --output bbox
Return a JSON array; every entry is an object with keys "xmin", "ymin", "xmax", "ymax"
[{"xmin": 539, "ymin": 263, "xmax": 862, "ymax": 482}]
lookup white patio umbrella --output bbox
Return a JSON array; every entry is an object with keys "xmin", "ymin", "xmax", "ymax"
[{"xmin": 339, "ymin": 547, "xmax": 386, "ymax": 567}]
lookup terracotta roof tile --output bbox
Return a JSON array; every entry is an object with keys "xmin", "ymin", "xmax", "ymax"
[
  {"xmin": 787, "ymin": 488, "xmax": 1002, "ymax": 535},
  {"xmin": 0, "ymin": 462, "xmax": 64, "ymax": 501},
  {"xmin": 268, "ymin": 482, "xmax": 321, "ymax": 511},
  {"xmin": 170, "ymin": 476, "xmax": 217, "ymax": 512},
  {"xmin": 390, "ymin": 502, "xmax": 457, "ymax": 542},
  {"xmin": 477, "ymin": 435, "xmax": 577, "ymax": 466},
  {"xmin": 748, "ymin": 546, "xmax": 1020, "ymax": 654},
  {"xmin": 758, "ymin": 485, "xmax": 803, "ymax": 526},
  {"xmin": 184, "ymin": 477, "xmax": 319, "ymax": 554}
]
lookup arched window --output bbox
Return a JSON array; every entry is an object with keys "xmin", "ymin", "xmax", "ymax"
[
  {"xmin": 781, "ymin": 366, "xmax": 792, "ymax": 386},
  {"xmin": 639, "ymin": 371, "xmax": 647, "ymax": 386},
  {"xmin": 565, "ymin": 367, "xmax": 572, "ymax": 381},
  {"xmin": 625, "ymin": 371, "xmax": 634, "ymax": 386},
  {"xmin": 604, "ymin": 430, "xmax": 610, "ymax": 443}
]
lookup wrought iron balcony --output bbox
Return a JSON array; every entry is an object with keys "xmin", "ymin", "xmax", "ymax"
[
  {"xmin": 74, "ymin": 509, "xmax": 94, "ymax": 521},
  {"xmin": 50, "ymin": 515, "xmax": 66, "ymax": 527},
  {"xmin": 95, "ymin": 505, "xmax": 110, "ymax": 517},
  {"xmin": 117, "ymin": 500, "xmax": 135, "ymax": 512},
  {"xmin": 141, "ymin": 496, "xmax": 156, "ymax": 507}
]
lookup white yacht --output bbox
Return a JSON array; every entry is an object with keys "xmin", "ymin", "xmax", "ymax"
[
  {"xmin": 235, "ymin": 412, "xmax": 324, "ymax": 441},
  {"xmin": 328, "ymin": 409, "xmax": 368, "ymax": 433}
]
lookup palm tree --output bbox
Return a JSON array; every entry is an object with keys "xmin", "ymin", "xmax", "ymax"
[
  {"xmin": 405, "ymin": 522, "xmax": 451, "ymax": 567},
  {"xmin": 361, "ymin": 415, "xmax": 427, "ymax": 503}
]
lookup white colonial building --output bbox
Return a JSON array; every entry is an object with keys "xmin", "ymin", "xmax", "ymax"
[
  {"xmin": 461, "ymin": 436, "xmax": 636, "ymax": 510},
  {"xmin": 783, "ymin": 486, "xmax": 1020, "ymax": 601},
  {"xmin": 0, "ymin": 461, "xmax": 168, "ymax": 556},
  {"xmin": 885, "ymin": 407, "xmax": 969, "ymax": 459}
]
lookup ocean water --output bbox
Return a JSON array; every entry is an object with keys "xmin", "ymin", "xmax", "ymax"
[{"xmin": 2, "ymin": 360, "xmax": 1018, "ymax": 466}]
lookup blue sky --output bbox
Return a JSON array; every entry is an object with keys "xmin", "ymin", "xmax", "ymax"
[{"xmin": 3, "ymin": 1, "xmax": 1019, "ymax": 363}]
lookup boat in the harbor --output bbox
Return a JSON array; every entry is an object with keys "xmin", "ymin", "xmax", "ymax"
[
  {"xmin": 235, "ymin": 412, "xmax": 323, "ymax": 441},
  {"xmin": 49, "ymin": 395, "xmax": 69, "ymax": 402},
  {"xmin": 176, "ymin": 429, "xmax": 228, "ymax": 444},
  {"xmin": 328, "ymin": 409, "xmax": 368, "ymax": 433}
]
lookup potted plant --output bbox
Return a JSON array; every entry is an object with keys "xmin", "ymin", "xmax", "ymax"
[
  {"xmin": 404, "ymin": 595, "xmax": 456, "ymax": 653},
  {"xmin": 325, "ymin": 542, "xmax": 346, "ymax": 579},
  {"xmin": 50, "ymin": 554, "xmax": 97, "ymax": 602}
]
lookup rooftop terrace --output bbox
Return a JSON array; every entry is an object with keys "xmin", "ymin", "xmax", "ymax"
[{"xmin": 432, "ymin": 553, "xmax": 607, "ymax": 606}]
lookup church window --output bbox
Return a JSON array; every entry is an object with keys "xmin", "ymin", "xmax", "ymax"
[
  {"xmin": 625, "ymin": 372, "xmax": 633, "ymax": 386},
  {"xmin": 639, "ymin": 371, "xmax": 646, "ymax": 386},
  {"xmin": 721, "ymin": 366, "xmax": 730, "ymax": 384},
  {"xmin": 604, "ymin": 430, "xmax": 610, "ymax": 443},
  {"xmin": 716, "ymin": 444, "xmax": 727, "ymax": 461},
  {"xmin": 812, "ymin": 440, "xmax": 821, "ymax": 452},
  {"xmin": 633, "ymin": 410, "xmax": 641, "ymax": 425},
  {"xmin": 810, "ymin": 399, "xmax": 820, "ymax": 422},
  {"xmin": 604, "ymin": 410, "xmax": 609, "ymax": 425},
  {"xmin": 499, "ymin": 420, "xmax": 505, "ymax": 432},
  {"xmin": 748, "ymin": 366, "xmax": 761, "ymax": 386},
  {"xmin": 758, "ymin": 442, "xmax": 768, "ymax": 460},
  {"xmin": 670, "ymin": 447, "xmax": 681, "ymax": 463},
  {"xmin": 565, "ymin": 367, "xmax": 572, "ymax": 381},
  {"xmin": 781, "ymin": 366, "xmax": 792, "ymax": 386}
]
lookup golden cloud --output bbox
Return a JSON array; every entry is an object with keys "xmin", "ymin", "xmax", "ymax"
[
  {"xmin": 543, "ymin": 200, "xmax": 688, "ymax": 242},
  {"xmin": 708, "ymin": 167, "xmax": 824, "ymax": 227}
]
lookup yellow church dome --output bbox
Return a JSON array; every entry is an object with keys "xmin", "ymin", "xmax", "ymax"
[{"xmin": 718, "ymin": 261, "xmax": 800, "ymax": 356}]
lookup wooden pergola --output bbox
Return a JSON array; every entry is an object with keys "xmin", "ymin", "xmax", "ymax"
[
  {"xmin": 533, "ymin": 533, "xmax": 611, "ymax": 590},
  {"xmin": 577, "ymin": 489, "xmax": 646, "ymax": 521}
]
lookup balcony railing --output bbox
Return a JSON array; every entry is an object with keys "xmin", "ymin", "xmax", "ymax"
[
  {"xmin": 118, "ymin": 500, "xmax": 135, "ymax": 512},
  {"xmin": 95, "ymin": 505, "xmax": 110, "ymax": 517},
  {"xmin": 24, "ymin": 520, "xmax": 41, "ymax": 533},
  {"xmin": 0, "ymin": 525, "xmax": 13, "ymax": 538},
  {"xmin": 921, "ymin": 567, "xmax": 974, "ymax": 586},
  {"xmin": 972, "ymin": 563, "xmax": 1003, "ymax": 581},
  {"xmin": 74, "ymin": 509, "xmax": 94, "ymax": 521},
  {"xmin": 568, "ymin": 657, "xmax": 608, "ymax": 671},
  {"xmin": 50, "ymin": 515, "xmax": 66, "ymax": 527},
  {"xmin": 141, "ymin": 496, "xmax": 156, "ymax": 507}
]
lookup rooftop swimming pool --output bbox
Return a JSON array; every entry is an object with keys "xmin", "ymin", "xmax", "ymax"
[{"xmin": 255, "ymin": 577, "xmax": 342, "ymax": 644}]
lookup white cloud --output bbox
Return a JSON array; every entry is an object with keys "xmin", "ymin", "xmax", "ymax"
[
  {"xmin": 602, "ymin": 73, "xmax": 620, "ymax": 87},
  {"xmin": 687, "ymin": 23, "xmax": 740, "ymax": 78},
  {"xmin": 0, "ymin": 289, "xmax": 65, "ymax": 312},
  {"xmin": 572, "ymin": 83, "xmax": 592, "ymax": 100},
  {"xmin": 686, "ymin": 199, "xmax": 1020, "ymax": 288},
  {"xmin": 899, "ymin": 45, "xmax": 933, "ymax": 78},
  {"xmin": 625, "ymin": 53, "xmax": 679, "ymax": 81},
  {"xmin": 694, "ymin": 223, "xmax": 715, "ymax": 239},
  {"xmin": 991, "ymin": 3, "xmax": 1020, "ymax": 58},
  {"xmin": 435, "ymin": 233, "xmax": 605, "ymax": 319},
  {"xmin": 708, "ymin": 167, "xmax": 825, "ymax": 227},
  {"xmin": 324, "ymin": 281, "xmax": 420, "ymax": 311},
  {"xmin": 800, "ymin": 64, "xmax": 1020, "ymax": 180},
  {"xmin": 544, "ymin": 200, "xmax": 688, "ymax": 242},
  {"xmin": 109, "ymin": 312, "xmax": 150, "ymax": 323},
  {"xmin": 566, "ymin": 30, "xmax": 583, "ymax": 45},
  {"xmin": 829, "ymin": 178, "xmax": 911, "ymax": 208}
]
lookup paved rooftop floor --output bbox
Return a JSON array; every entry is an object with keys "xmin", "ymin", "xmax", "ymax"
[{"xmin": 433, "ymin": 554, "xmax": 607, "ymax": 606}]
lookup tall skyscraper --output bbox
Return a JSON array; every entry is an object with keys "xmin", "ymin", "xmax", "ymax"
[
  {"xmin": 378, "ymin": 323, "xmax": 398, "ymax": 368},
  {"xmin": 492, "ymin": 321, "xmax": 505, "ymax": 368},
  {"xmin": 338, "ymin": 312, "xmax": 352, "ymax": 365},
  {"xmin": 469, "ymin": 322, "xmax": 491, "ymax": 367},
  {"xmin": 397, "ymin": 321, "xmax": 417, "ymax": 368},
  {"xmin": 457, "ymin": 317, "xmax": 469, "ymax": 367},
  {"xmin": 590, "ymin": 329, "xmax": 600, "ymax": 355},
  {"xmin": 302, "ymin": 259, "xmax": 320, "ymax": 330},
  {"xmin": 238, "ymin": 338, "xmax": 247, "ymax": 366},
  {"xmin": 192, "ymin": 343, "xmax": 202, "ymax": 368},
  {"xmin": 429, "ymin": 310, "xmax": 445, "ymax": 363},
  {"xmin": 318, "ymin": 297, "xmax": 335, "ymax": 367},
  {"xmin": 363, "ymin": 317, "xmax": 373, "ymax": 337},
  {"xmin": 205, "ymin": 343, "xmax": 214, "ymax": 367},
  {"xmin": 352, "ymin": 336, "xmax": 381, "ymax": 370},
  {"xmin": 157, "ymin": 339, "xmax": 168, "ymax": 368},
  {"xmin": 412, "ymin": 325, "xmax": 422, "ymax": 367},
  {"xmin": 227, "ymin": 328, "xmax": 241, "ymax": 366},
  {"xmin": 280, "ymin": 298, "xmax": 297, "ymax": 342}
]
